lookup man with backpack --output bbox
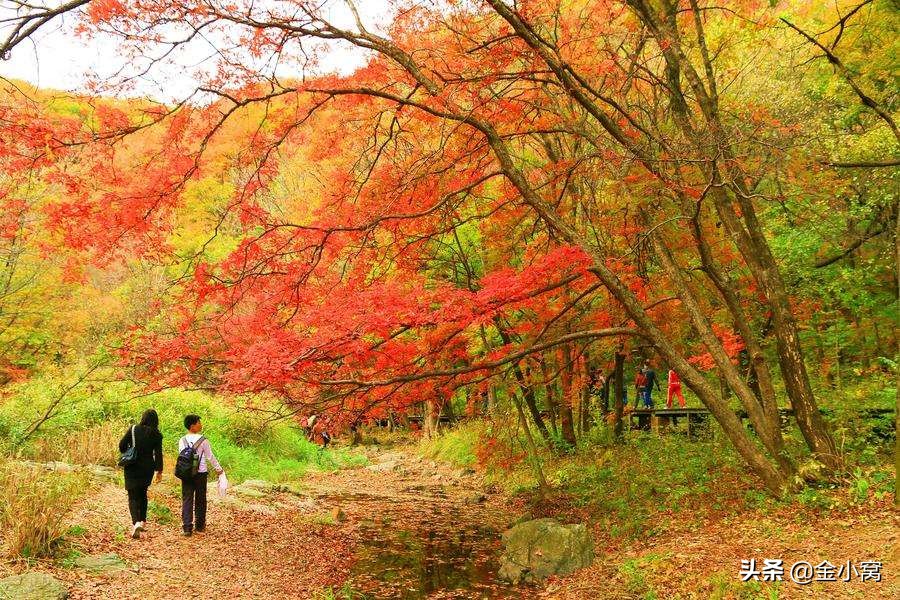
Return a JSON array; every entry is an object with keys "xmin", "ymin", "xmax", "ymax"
[
  {"xmin": 176, "ymin": 414, "xmax": 224, "ymax": 536},
  {"xmin": 642, "ymin": 360, "xmax": 662, "ymax": 408}
]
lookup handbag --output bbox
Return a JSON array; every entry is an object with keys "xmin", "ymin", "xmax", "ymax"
[{"xmin": 118, "ymin": 426, "xmax": 138, "ymax": 468}]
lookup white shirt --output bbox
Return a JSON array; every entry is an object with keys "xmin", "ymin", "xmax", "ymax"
[{"xmin": 178, "ymin": 433, "xmax": 222, "ymax": 474}]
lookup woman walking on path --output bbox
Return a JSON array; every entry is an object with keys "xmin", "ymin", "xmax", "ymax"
[{"xmin": 118, "ymin": 409, "xmax": 163, "ymax": 539}]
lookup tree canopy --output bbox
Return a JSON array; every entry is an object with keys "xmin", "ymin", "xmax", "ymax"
[{"xmin": 0, "ymin": 0, "xmax": 896, "ymax": 494}]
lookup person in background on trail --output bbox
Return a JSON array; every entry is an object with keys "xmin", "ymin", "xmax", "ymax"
[
  {"xmin": 305, "ymin": 413, "xmax": 318, "ymax": 442},
  {"xmin": 314, "ymin": 414, "xmax": 331, "ymax": 449},
  {"xmin": 642, "ymin": 361, "xmax": 661, "ymax": 408},
  {"xmin": 179, "ymin": 414, "xmax": 223, "ymax": 537},
  {"xmin": 634, "ymin": 368, "xmax": 647, "ymax": 409},
  {"xmin": 349, "ymin": 421, "xmax": 361, "ymax": 446},
  {"xmin": 118, "ymin": 409, "xmax": 163, "ymax": 540},
  {"xmin": 588, "ymin": 367, "xmax": 606, "ymax": 395},
  {"xmin": 667, "ymin": 368, "xmax": 686, "ymax": 409}
]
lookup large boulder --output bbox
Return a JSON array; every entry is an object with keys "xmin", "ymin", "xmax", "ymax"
[
  {"xmin": 0, "ymin": 572, "xmax": 68, "ymax": 600},
  {"xmin": 497, "ymin": 518, "xmax": 594, "ymax": 584}
]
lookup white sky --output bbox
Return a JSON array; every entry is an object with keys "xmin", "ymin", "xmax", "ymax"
[{"xmin": 0, "ymin": 0, "xmax": 395, "ymax": 101}]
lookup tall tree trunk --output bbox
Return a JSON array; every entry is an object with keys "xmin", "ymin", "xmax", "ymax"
[
  {"xmin": 558, "ymin": 346, "xmax": 578, "ymax": 447},
  {"xmin": 648, "ymin": 224, "xmax": 795, "ymax": 475},
  {"xmin": 443, "ymin": 395, "xmax": 455, "ymax": 421},
  {"xmin": 895, "ymin": 206, "xmax": 899, "ymax": 506},
  {"xmin": 494, "ymin": 319, "xmax": 552, "ymax": 442},
  {"xmin": 511, "ymin": 391, "xmax": 551, "ymax": 495},
  {"xmin": 483, "ymin": 0, "xmax": 791, "ymax": 493},
  {"xmin": 627, "ymin": 0, "xmax": 836, "ymax": 472},
  {"xmin": 424, "ymin": 399, "xmax": 439, "ymax": 439},
  {"xmin": 600, "ymin": 371, "xmax": 611, "ymax": 416},
  {"xmin": 580, "ymin": 347, "xmax": 593, "ymax": 433},
  {"xmin": 711, "ymin": 183, "xmax": 840, "ymax": 471},
  {"xmin": 688, "ymin": 209, "xmax": 779, "ymax": 425},
  {"xmin": 581, "ymin": 370, "xmax": 593, "ymax": 432},
  {"xmin": 515, "ymin": 364, "xmax": 552, "ymax": 445},
  {"xmin": 482, "ymin": 128, "xmax": 789, "ymax": 494},
  {"xmin": 539, "ymin": 355, "xmax": 560, "ymax": 437},
  {"xmin": 613, "ymin": 350, "xmax": 625, "ymax": 441}
]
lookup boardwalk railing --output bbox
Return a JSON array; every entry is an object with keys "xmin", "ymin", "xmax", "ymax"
[{"xmin": 627, "ymin": 406, "xmax": 894, "ymax": 439}]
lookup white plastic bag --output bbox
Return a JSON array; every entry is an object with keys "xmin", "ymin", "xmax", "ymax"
[{"xmin": 217, "ymin": 472, "xmax": 229, "ymax": 498}]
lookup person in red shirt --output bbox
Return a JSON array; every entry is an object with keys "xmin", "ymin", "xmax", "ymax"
[
  {"xmin": 667, "ymin": 369, "xmax": 686, "ymax": 408},
  {"xmin": 634, "ymin": 369, "xmax": 647, "ymax": 409}
]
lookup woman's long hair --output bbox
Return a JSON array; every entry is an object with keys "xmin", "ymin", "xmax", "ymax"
[{"xmin": 139, "ymin": 409, "xmax": 159, "ymax": 430}]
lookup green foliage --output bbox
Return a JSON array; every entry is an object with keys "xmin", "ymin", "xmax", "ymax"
[
  {"xmin": 619, "ymin": 553, "xmax": 666, "ymax": 599},
  {"xmin": 57, "ymin": 547, "xmax": 85, "ymax": 569},
  {"xmin": 549, "ymin": 430, "xmax": 741, "ymax": 539},
  {"xmin": 313, "ymin": 583, "xmax": 368, "ymax": 600},
  {"xmin": 0, "ymin": 376, "xmax": 366, "ymax": 483},
  {"xmin": 705, "ymin": 573, "xmax": 782, "ymax": 600},
  {"xmin": 848, "ymin": 466, "xmax": 894, "ymax": 504},
  {"xmin": 795, "ymin": 486, "xmax": 836, "ymax": 510},
  {"xmin": 147, "ymin": 501, "xmax": 173, "ymax": 525},
  {"xmin": 418, "ymin": 420, "xmax": 483, "ymax": 468},
  {"xmin": 851, "ymin": 471, "xmax": 870, "ymax": 503}
]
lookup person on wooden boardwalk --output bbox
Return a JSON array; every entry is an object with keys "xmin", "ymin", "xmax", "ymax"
[
  {"xmin": 177, "ymin": 414, "xmax": 224, "ymax": 536},
  {"xmin": 634, "ymin": 368, "xmax": 646, "ymax": 409},
  {"xmin": 641, "ymin": 361, "xmax": 661, "ymax": 408},
  {"xmin": 667, "ymin": 369, "xmax": 686, "ymax": 409}
]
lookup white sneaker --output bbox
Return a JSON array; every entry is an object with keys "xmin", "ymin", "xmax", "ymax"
[
  {"xmin": 136, "ymin": 521, "xmax": 145, "ymax": 532},
  {"xmin": 130, "ymin": 523, "xmax": 141, "ymax": 539}
]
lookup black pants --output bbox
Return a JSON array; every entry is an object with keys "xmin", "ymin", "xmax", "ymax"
[
  {"xmin": 181, "ymin": 472, "xmax": 208, "ymax": 532},
  {"xmin": 127, "ymin": 486, "xmax": 149, "ymax": 524}
]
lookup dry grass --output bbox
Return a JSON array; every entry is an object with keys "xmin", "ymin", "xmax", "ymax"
[
  {"xmin": 0, "ymin": 460, "xmax": 90, "ymax": 558},
  {"xmin": 30, "ymin": 420, "xmax": 125, "ymax": 466}
]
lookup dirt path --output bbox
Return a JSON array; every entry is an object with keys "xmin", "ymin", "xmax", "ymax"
[
  {"xmin": 6, "ymin": 450, "xmax": 895, "ymax": 599},
  {"xmin": 20, "ymin": 447, "xmax": 529, "ymax": 599}
]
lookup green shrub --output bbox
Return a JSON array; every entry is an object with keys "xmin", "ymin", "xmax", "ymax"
[
  {"xmin": 418, "ymin": 420, "xmax": 483, "ymax": 468},
  {"xmin": 0, "ymin": 377, "xmax": 366, "ymax": 484}
]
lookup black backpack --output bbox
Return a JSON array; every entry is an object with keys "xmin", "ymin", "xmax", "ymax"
[{"xmin": 174, "ymin": 435, "xmax": 205, "ymax": 480}]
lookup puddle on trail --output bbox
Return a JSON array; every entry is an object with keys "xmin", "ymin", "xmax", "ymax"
[{"xmin": 347, "ymin": 512, "xmax": 527, "ymax": 599}]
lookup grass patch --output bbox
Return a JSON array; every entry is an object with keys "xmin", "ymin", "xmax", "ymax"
[
  {"xmin": 57, "ymin": 547, "xmax": 86, "ymax": 569},
  {"xmin": 418, "ymin": 420, "xmax": 483, "ymax": 468},
  {"xmin": 307, "ymin": 512, "xmax": 336, "ymax": 526},
  {"xmin": 313, "ymin": 583, "xmax": 369, "ymax": 600},
  {"xmin": 619, "ymin": 553, "xmax": 667, "ymax": 599},
  {"xmin": 30, "ymin": 419, "xmax": 125, "ymax": 466},
  {"xmin": 0, "ymin": 377, "xmax": 367, "ymax": 484},
  {"xmin": 147, "ymin": 500, "xmax": 174, "ymax": 525},
  {"xmin": 0, "ymin": 460, "xmax": 90, "ymax": 558}
]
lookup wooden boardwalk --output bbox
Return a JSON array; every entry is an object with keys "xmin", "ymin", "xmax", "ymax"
[
  {"xmin": 629, "ymin": 406, "xmax": 894, "ymax": 439},
  {"xmin": 629, "ymin": 408, "xmax": 712, "ymax": 439}
]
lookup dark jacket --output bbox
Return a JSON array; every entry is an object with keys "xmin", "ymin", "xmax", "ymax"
[
  {"xmin": 644, "ymin": 368, "xmax": 661, "ymax": 391},
  {"xmin": 119, "ymin": 425, "xmax": 163, "ymax": 490}
]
